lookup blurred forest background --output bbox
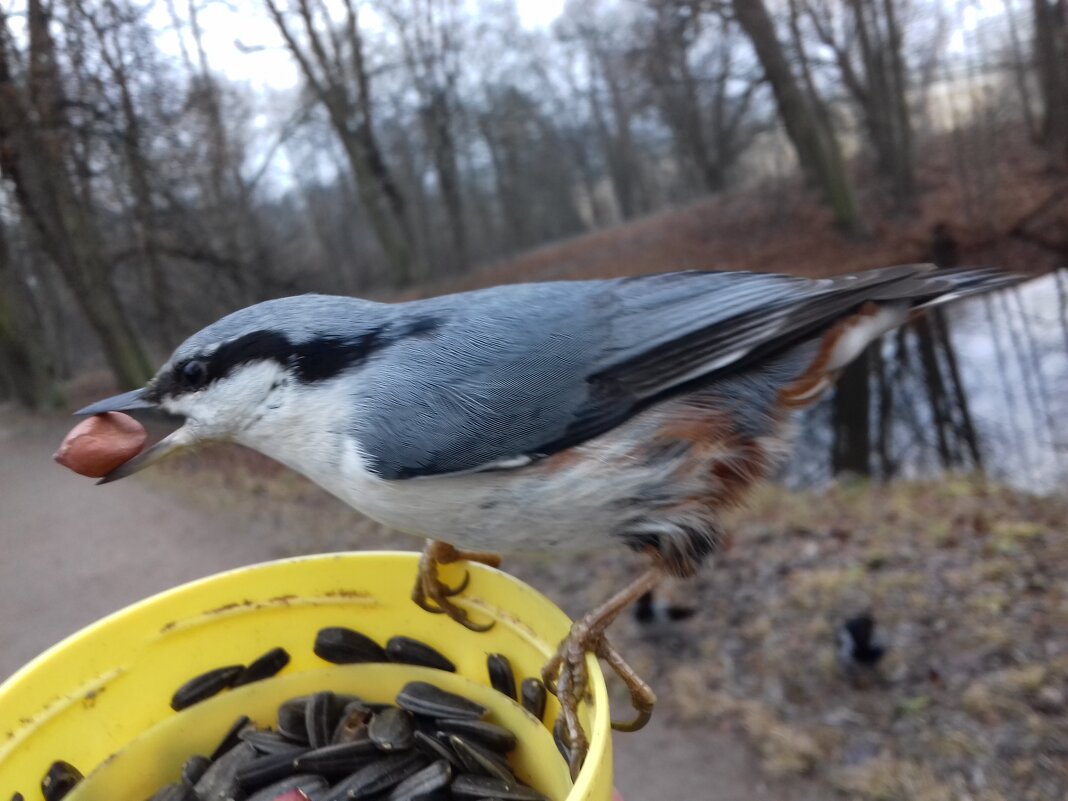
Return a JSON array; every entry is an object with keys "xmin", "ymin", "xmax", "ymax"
[
  {"xmin": 2, "ymin": 3, "xmax": 1068, "ymax": 799},
  {"xmin": 1, "ymin": 0, "xmax": 1067, "ymax": 487}
]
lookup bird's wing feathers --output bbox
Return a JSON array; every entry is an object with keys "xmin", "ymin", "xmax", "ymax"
[{"xmin": 353, "ymin": 265, "xmax": 1007, "ymax": 479}]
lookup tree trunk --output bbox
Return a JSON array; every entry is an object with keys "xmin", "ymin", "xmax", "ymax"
[
  {"xmin": 1006, "ymin": 0, "xmax": 1040, "ymax": 140},
  {"xmin": 832, "ymin": 348, "xmax": 872, "ymax": 476},
  {"xmin": 914, "ymin": 316, "xmax": 956, "ymax": 469},
  {"xmin": 266, "ymin": 0, "xmax": 415, "ymax": 284},
  {"xmin": 932, "ymin": 310, "xmax": 983, "ymax": 469},
  {"xmin": 337, "ymin": 116, "xmax": 415, "ymax": 285},
  {"xmin": 478, "ymin": 112, "xmax": 526, "ymax": 247},
  {"xmin": 1033, "ymin": 0, "xmax": 1068, "ymax": 160},
  {"xmin": 186, "ymin": 0, "xmax": 261, "ymax": 305},
  {"xmin": 421, "ymin": 88, "xmax": 468, "ymax": 270},
  {"xmin": 0, "ymin": 225, "xmax": 57, "ymax": 407},
  {"xmin": 0, "ymin": 0, "xmax": 152, "ymax": 388},
  {"xmin": 879, "ymin": 0, "xmax": 916, "ymax": 212},
  {"xmin": 100, "ymin": 22, "xmax": 174, "ymax": 342},
  {"xmin": 644, "ymin": 5, "xmax": 722, "ymax": 194},
  {"xmin": 585, "ymin": 37, "xmax": 644, "ymax": 220},
  {"xmin": 872, "ymin": 340, "xmax": 895, "ymax": 478},
  {"xmin": 733, "ymin": 0, "xmax": 868, "ymax": 237}
]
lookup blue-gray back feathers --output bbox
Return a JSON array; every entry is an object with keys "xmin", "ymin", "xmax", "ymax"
[{"xmin": 165, "ymin": 265, "xmax": 1015, "ymax": 479}]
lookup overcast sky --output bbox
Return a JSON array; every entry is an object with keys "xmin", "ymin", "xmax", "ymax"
[
  {"xmin": 150, "ymin": 0, "xmax": 1012, "ymax": 96},
  {"xmin": 150, "ymin": 0, "xmax": 567, "ymax": 93}
]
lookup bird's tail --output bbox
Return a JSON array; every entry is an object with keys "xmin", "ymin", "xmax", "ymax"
[
  {"xmin": 870, "ymin": 265, "xmax": 1024, "ymax": 311},
  {"xmin": 784, "ymin": 264, "xmax": 1025, "ymax": 394}
]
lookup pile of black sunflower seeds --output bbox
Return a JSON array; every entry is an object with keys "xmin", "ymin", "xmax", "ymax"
[{"xmin": 17, "ymin": 627, "xmax": 565, "ymax": 801}]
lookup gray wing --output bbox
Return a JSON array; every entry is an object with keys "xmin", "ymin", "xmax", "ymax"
[{"xmin": 351, "ymin": 264, "xmax": 986, "ymax": 479}]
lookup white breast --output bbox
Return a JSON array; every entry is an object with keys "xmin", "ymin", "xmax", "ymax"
[{"xmin": 237, "ymin": 387, "xmax": 677, "ymax": 554}]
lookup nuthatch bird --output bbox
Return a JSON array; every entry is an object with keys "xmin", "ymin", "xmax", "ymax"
[{"xmin": 76, "ymin": 264, "xmax": 1016, "ymax": 774}]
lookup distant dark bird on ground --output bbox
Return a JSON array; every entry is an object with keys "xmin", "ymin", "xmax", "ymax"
[
  {"xmin": 836, "ymin": 613, "xmax": 888, "ymax": 681},
  {"xmin": 632, "ymin": 589, "xmax": 697, "ymax": 624}
]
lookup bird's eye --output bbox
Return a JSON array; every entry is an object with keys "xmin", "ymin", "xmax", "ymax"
[{"xmin": 180, "ymin": 359, "xmax": 209, "ymax": 390}]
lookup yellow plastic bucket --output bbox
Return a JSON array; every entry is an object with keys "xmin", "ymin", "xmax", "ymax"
[{"xmin": 0, "ymin": 552, "xmax": 611, "ymax": 800}]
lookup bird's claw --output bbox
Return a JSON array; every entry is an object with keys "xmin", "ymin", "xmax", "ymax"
[
  {"xmin": 411, "ymin": 541, "xmax": 494, "ymax": 632},
  {"xmin": 600, "ymin": 638, "xmax": 656, "ymax": 732},
  {"xmin": 542, "ymin": 598, "xmax": 659, "ymax": 779},
  {"xmin": 542, "ymin": 568, "xmax": 666, "ymax": 781}
]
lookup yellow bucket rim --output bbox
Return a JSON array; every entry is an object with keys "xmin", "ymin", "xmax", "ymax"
[{"xmin": 0, "ymin": 551, "xmax": 611, "ymax": 801}]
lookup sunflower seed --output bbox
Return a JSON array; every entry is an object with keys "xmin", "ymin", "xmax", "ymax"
[
  {"xmin": 41, "ymin": 760, "xmax": 81, "ymax": 801},
  {"xmin": 233, "ymin": 647, "xmax": 290, "ymax": 687},
  {"xmin": 321, "ymin": 752, "xmax": 426, "ymax": 800},
  {"xmin": 244, "ymin": 775, "xmax": 327, "ymax": 801},
  {"xmin": 332, "ymin": 693, "xmax": 365, "ymax": 707},
  {"xmin": 180, "ymin": 755, "xmax": 211, "ymax": 788},
  {"xmin": 305, "ymin": 691, "xmax": 339, "ymax": 748},
  {"xmin": 385, "ymin": 637, "xmax": 455, "ymax": 672},
  {"xmin": 146, "ymin": 782, "xmax": 194, "ymax": 801},
  {"xmin": 10, "ymin": 794, "xmax": 24, "ymax": 801},
  {"xmin": 242, "ymin": 730, "xmax": 305, "ymax": 756},
  {"xmin": 412, "ymin": 731, "xmax": 462, "ymax": 770},
  {"xmin": 368, "ymin": 707, "xmax": 415, "ymax": 752},
  {"xmin": 313, "ymin": 627, "xmax": 387, "ymax": 664},
  {"xmin": 447, "ymin": 736, "xmax": 515, "ymax": 783},
  {"xmin": 520, "ymin": 679, "xmax": 546, "ymax": 722},
  {"xmin": 449, "ymin": 775, "xmax": 549, "ymax": 801},
  {"xmin": 278, "ymin": 696, "xmax": 311, "ymax": 743},
  {"xmin": 209, "ymin": 715, "xmax": 252, "ymax": 761},
  {"xmin": 486, "ymin": 655, "xmax": 516, "ymax": 700},
  {"xmin": 293, "ymin": 740, "xmax": 380, "ymax": 778},
  {"xmin": 386, "ymin": 759, "xmax": 451, "ymax": 801},
  {"xmin": 193, "ymin": 741, "xmax": 257, "ymax": 801},
  {"xmin": 236, "ymin": 748, "xmax": 312, "ymax": 792},
  {"xmin": 395, "ymin": 681, "xmax": 486, "ymax": 720},
  {"xmin": 435, "ymin": 719, "xmax": 516, "ymax": 753},
  {"xmin": 170, "ymin": 665, "xmax": 244, "ymax": 711}
]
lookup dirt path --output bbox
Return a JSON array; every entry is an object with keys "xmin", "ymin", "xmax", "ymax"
[{"xmin": 0, "ymin": 409, "xmax": 821, "ymax": 801}]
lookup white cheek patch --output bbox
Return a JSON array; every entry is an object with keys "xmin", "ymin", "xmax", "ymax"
[
  {"xmin": 825, "ymin": 304, "xmax": 907, "ymax": 371},
  {"xmin": 237, "ymin": 371, "xmax": 356, "ymax": 473},
  {"xmin": 164, "ymin": 360, "xmax": 290, "ymax": 432}
]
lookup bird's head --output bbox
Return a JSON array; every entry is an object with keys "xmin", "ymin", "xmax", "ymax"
[{"xmin": 76, "ymin": 295, "xmax": 388, "ymax": 482}]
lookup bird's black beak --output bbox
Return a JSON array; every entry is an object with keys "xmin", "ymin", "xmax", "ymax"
[
  {"xmin": 74, "ymin": 387, "xmax": 156, "ymax": 416},
  {"xmin": 73, "ymin": 387, "xmax": 194, "ymax": 484}
]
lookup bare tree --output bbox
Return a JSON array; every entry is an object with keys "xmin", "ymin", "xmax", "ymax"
[
  {"xmin": 181, "ymin": 0, "xmax": 268, "ymax": 306},
  {"xmin": 379, "ymin": 0, "xmax": 468, "ymax": 272},
  {"xmin": 801, "ymin": 0, "xmax": 917, "ymax": 212},
  {"xmin": 1004, "ymin": 0, "xmax": 1039, "ymax": 140},
  {"xmin": 730, "ymin": 0, "xmax": 868, "ymax": 237},
  {"xmin": 832, "ymin": 350, "xmax": 872, "ymax": 475},
  {"xmin": 475, "ymin": 84, "xmax": 587, "ymax": 250},
  {"xmin": 71, "ymin": 0, "xmax": 177, "ymax": 340},
  {"xmin": 0, "ymin": 0, "xmax": 152, "ymax": 387},
  {"xmin": 1032, "ymin": 0, "xmax": 1068, "ymax": 160},
  {"xmin": 635, "ymin": 1, "xmax": 760, "ymax": 194},
  {"xmin": 0, "ymin": 219, "xmax": 58, "ymax": 407},
  {"xmin": 265, "ymin": 0, "xmax": 416, "ymax": 283},
  {"xmin": 558, "ymin": 1, "xmax": 650, "ymax": 221}
]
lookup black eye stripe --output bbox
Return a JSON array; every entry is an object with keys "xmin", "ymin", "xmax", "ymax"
[{"xmin": 153, "ymin": 326, "xmax": 400, "ymax": 398}]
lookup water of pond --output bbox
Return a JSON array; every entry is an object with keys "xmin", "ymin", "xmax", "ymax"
[{"xmin": 783, "ymin": 271, "xmax": 1068, "ymax": 494}]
